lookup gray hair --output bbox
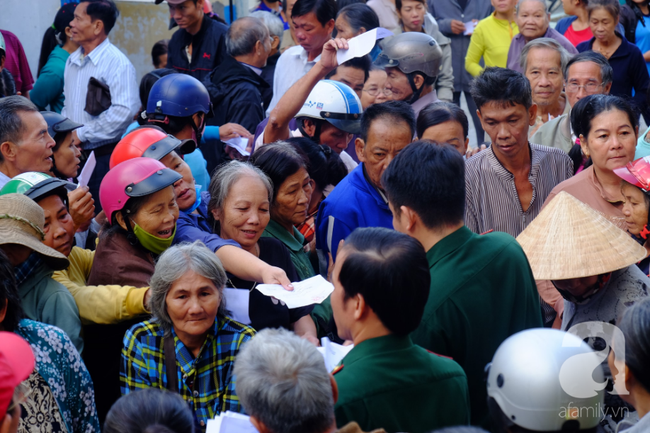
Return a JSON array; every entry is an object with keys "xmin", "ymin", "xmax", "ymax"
[
  {"xmin": 515, "ymin": 0, "xmax": 548, "ymax": 14},
  {"xmin": 520, "ymin": 38, "xmax": 572, "ymax": 76},
  {"xmin": 0, "ymin": 96, "xmax": 39, "ymax": 163},
  {"xmin": 226, "ymin": 16, "xmax": 270, "ymax": 57},
  {"xmin": 234, "ymin": 328, "xmax": 335, "ymax": 433},
  {"xmin": 207, "ymin": 161, "xmax": 273, "ymax": 222},
  {"xmin": 250, "ymin": 10, "xmax": 285, "ymax": 40},
  {"xmin": 565, "ymin": 50, "xmax": 613, "ymax": 87},
  {"xmin": 149, "ymin": 241, "xmax": 227, "ymax": 337}
]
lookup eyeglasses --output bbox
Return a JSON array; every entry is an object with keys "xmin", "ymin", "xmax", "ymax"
[
  {"xmin": 363, "ymin": 88, "xmax": 392, "ymax": 97},
  {"xmin": 565, "ymin": 82, "xmax": 603, "ymax": 93}
]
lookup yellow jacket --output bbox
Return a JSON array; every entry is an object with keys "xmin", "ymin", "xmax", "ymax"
[
  {"xmin": 465, "ymin": 13, "xmax": 519, "ymax": 77},
  {"xmin": 52, "ymin": 246, "xmax": 148, "ymax": 325}
]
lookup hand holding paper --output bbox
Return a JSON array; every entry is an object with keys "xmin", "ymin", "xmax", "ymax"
[
  {"xmin": 336, "ymin": 28, "xmax": 394, "ymax": 65},
  {"xmin": 77, "ymin": 151, "xmax": 96, "ymax": 188},
  {"xmin": 256, "ymin": 275, "xmax": 334, "ymax": 309},
  {"xmin": 225, "ymin": 137, "xmax": 251, "ymax": 157}
]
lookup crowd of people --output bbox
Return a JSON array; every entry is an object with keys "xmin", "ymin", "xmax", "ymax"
[{"xmin": 2, "ymin": 0, "xmax": 650, "ymax": 432}]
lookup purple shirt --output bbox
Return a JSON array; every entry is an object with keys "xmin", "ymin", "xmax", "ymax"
[
  {"xmin": 506, "ymin": 27, "xmax": 578, "ymax": 73},
  {"xmin": 0, "ymin": 30, "xmax": 34, "ymax": 94}
]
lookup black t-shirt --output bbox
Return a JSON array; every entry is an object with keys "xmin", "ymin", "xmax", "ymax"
[{"xmin": 226, "ymin": 237, "xmax": 314, "ymax": 331}]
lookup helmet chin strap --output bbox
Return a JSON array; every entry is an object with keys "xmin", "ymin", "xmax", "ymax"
[
  {"xmin": 405, "ymin": 73, "xmax": 425, "ymax": 105},
  {"xmin": 298, "ymin": 119, "xmax": 323, "ymax": 145},
  {"xmin": 191, "ymin": 114, "xmax": 205, "ymax": 144}
]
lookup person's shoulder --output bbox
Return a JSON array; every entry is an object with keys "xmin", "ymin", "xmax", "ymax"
[
  {"xmin": 220, "ymin": 315, "xmax": 256, "ymax": 338},
  {"xmin": 281, "ymin": 45, "xmax": 304, "ymax": 59},
  {"xmin": 464, "ymin": 147, "xmax": 491, "ymax": 171},
  {"xmin": 127, "ymin": 320, "xmax": 164, "ymax": 340},
  {"xmin": 415, "ymin": 345, "xmax": 467, "ymax": 378},
  {"xmin": 206, "ymin": 16, "xmax": 229, "ymax": 34},
  {"xmin": 531, "ymin": 142, "xmax": 571, "ymax": 158},
  {"xmin": 321, "ymin": 167, "xmax": 367, "ymax": 210}
]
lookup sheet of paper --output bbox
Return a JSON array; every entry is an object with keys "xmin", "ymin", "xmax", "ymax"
[
  {"xmin": 207, "ymin": 411, "xmax": 258, "ymax": 433},
  {"xmin": 256, "ymin": 275, "xmax": 334, "ymax": 309},
  {"xmin": 317, "ymin": 337, "xmax": 354, "ymax": 372},
  {"xmin": 463, "ymin": 21, "xmax": 476, "ymax": 35},
  {"xmin": 225, "ymin": 136, "xmax": 250, "ymax": 157},
  {"xmin": 337, "ymin": 27, "xmax": 393, "ymax": 64},
  {"xmin": 223, "ymin": 288, "xmax": 251, "ymax": 325},
  {"xmin": 77, "ymin": 151, "xmax": 96, "ymax": 189}
]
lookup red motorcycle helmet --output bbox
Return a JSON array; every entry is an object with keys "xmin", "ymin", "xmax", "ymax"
[{"xmin": 109, "ymin": 126, "xmax": 196, "ymax": 169}]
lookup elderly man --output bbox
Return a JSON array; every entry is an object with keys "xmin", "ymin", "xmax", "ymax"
[
  {"xmin": 383, "ymin": 141, "xmax": 542, "ymax": 426},
  {"xmin": 267, "ymin": 0, "xmax": 337, "ymax": 114},
  {"xmin": 0, "ymin": 97, "xmax": 55, "ymax": 188},
  {"xmin": 507, "ymin": 0, "xmax": 576, "ymax": 73},
  {"xmin": 63, "ymin": 0, "xmax": 139, "ymax": 211},
  {"xmin": 249, "ymin": 10, "xmax": 285, "ymax": 110},
  {"xmin": 521, "ymin": 38, "xmax": 573, "ymax": 134},
  {"xmin": 330, "ymin": 227, "xmax": 469, "ymax": 432},
  {"xmin": 531, "ymin": 51, "xmax": 612, "ymax": 153},
  {"xmin": 464, "ymin": 67, "xmax": 573, "ymax": 237},
  {"xmin": 204, "ymin": 17, "xmax": 272, "ymax": 133}
]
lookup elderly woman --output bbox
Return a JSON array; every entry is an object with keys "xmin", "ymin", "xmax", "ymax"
[
  {"xmin": 577, "ymin": 0, "xmax": 650, "ymax": 118},
  {"xmin": 208, "ymin": 160, "xmax": 317, "ymax": 339},
  {"xmin": 544, "ymin": 95, "xmax": 638, "ymax": 230},
  {"xmin": 360, "ymin": 67, "xmax": 389, "ymax": 109},
  {"xmin": 251, "ymin": 142, "xmax": 316, "ymax": 280},
  {"xmin": 121, "ymin": 242, "xmax": 255, "ymax": 431},
  {"xmin": 0, "ymin": 249, "xmax": 100, "ymax": 433},
  {"xmin": 609, "ymin": 297, "xmax": 650, "ymax": 433},
  {"xmin": 521, "ymin": 39, "xmax": 573, "ymax": 136}
]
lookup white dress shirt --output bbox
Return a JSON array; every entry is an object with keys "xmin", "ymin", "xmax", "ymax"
[{"xmin": 62, "ymin": 38, "xmax": 139, "ymax": 150}]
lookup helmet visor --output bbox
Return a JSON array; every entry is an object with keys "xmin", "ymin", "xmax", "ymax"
[
  {"xmin": 125, "ymin": 168, "xmax": 182, "ymax": 198},
  {"xmin": 320, "ymin": 111, "xmax": 361, "ymax": 135}
]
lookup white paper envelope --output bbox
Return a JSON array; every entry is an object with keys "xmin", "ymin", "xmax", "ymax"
[{"xmin": 223, "ymin": 288, "xmax": 252, "ymax": 325}]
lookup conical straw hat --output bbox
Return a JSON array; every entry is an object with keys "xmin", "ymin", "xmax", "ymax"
[{"xmin": 516, "ymin": 191, "xmax": 646, "ymax": 280}]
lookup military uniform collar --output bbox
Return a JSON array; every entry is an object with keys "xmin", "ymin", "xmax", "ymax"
[
  {"xmin": 341, "ymin": 334, "xmax": 412, "ymax": 368},
  {"xmin": 426, "ymin": 226, "xmax": 473, "ymax": 269}
]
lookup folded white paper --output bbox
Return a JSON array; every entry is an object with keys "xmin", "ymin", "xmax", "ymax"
[
  {"xmin": 225, "ymin": 136, "xmax": 250, "ymax": 157},
  {"xmin": 336, "ymin": 27, "xmax": 393, "ymax": 64},
  {"xmin": 463, "ymin": 21, "xmax": 476, "ymax": 35},
  {"xmin": 77, "ymin": 151, "xmax": 96, "ymax": 189},
  {"xmin": 256, "ymin": 275, "xmax": 333, "ymax": 309},
  {"xmin": 317, "ymin": 337, "xmax": 354, "ymax": 372},
  {"xmin": 207, "ymin": 411, "xmax": 258, "ymax": 433},
  {"xmin": 223, "ymin": 288, "xmax": 252, "ymax": 325}
]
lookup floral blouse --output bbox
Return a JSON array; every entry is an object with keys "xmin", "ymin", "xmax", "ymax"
[{"xmin": 15, "ymin": 319, "xmax": 100, "ymax": 433}]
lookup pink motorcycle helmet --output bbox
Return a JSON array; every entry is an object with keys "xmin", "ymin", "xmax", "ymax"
[{"xmin": 100, "ymin": 157, "xmax": 182, "ymax": 225}]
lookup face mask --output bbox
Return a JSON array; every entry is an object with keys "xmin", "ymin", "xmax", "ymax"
[
  {"xmin": 132, "ymin": 222, "xmax": 176, "ymax": 255},
  {"xmin": 182, "ymin": 185, "xmax": 202, "ymax": 213}
]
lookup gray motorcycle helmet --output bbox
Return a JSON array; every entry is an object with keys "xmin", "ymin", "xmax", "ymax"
[
  {"xmin": 487, "ymin": 328, "xmax": 605, "ymax": 432},
  {"xmin": 375, "ymin": 32, "xmax": 443, "ymax": 79}
]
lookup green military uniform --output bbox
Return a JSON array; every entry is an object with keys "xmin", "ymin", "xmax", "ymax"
[
  {"xmin": 262, "ymin": 219, "xmax": 315, "ymax": 280},
  {"xmin": 411, "ymin": 226, "xmax": 542, "ymax": 426},
  {"xmin": 333, "ymin": 334, "xmax": 470, "ymax": 433}
]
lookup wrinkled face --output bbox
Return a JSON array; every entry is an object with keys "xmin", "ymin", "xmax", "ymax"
[
  {"xmin": 169, "ymin": 0, "xmax": 204, "ymax": 32},
  {"xmin": 271, "ymin": 167, "xmax": 313, "ymax": 228},
  {"xmin": 335, "ymin": 14, "xmax": 357, "ymax": 39},
  {"xmin": 621, "ymin": 182, "xmax": 649, "ymax": 236},
  {"xmin": 478, "ymin": 101, "xmax": 535, "ymax": 160},
  {"xmin": 166, "ymin": 269, "xmax": 221, "ymax": 341},
  {"xmin": 398, "ymin": 0, "xmax": 427, "ymax": 32},
  {"xmin": 316, "ymin": 121, "xmax": 354, "ymax": 154},
  {"xmin": 516, "ymin": 0, "xmax": 549, "ymax": 40},
  {"xmin": 329, "ymin": 65, "xmax": 366, "ymax": 99},
  {"xmin": 160, "ymin": 151, "xmax": 197, "ymax": 211},
  {"xmin": 39, "ymin": 194, "xmax": 75, "ymax": 257},
  {"xmin": 70, "ymin": 1, "xmax": 100, "ymax": 45},
  {"xmin": 565, "ymin": 61, "xmax": 607, "ymax": 107},
  {"xmin": 581, "ymin": 109, "xmax": 636, "ymax": 174},
  {"xmin": 357, "ymin": 118, "xmax": 413, "ymax": 189},
  {"xmin": 420, "ymin": 120, "xmax": 469, "ymax": 155},
  {"xmin": 360, "ymin": 69, "xmax": 389, "ymax": 110},
  {"xmin": 214, "ymin": 175, "xmax": 270, "ymax": 252},
  {"xmin": 53, "ymin": 132, "xmax": 82, "ymax": 179},
  {"xmin": 384, "ymin": 66, "xmax": 413, "ymax": 102},
  {"xmin": 12, "ymin": 111, "xmax": 55, "ymax": 174},
  {"xmin": 589, "ymin": 7, "xmax": 618, "ymax": 41},
  {"xmin": 553, "ymin": 275, "xmax": 599, "ymax": 298},
  {"xmin": 130, "ymin": 186, "xmax": 179, "ymax": 239},
  {"xmin": 525, "ymin": 47, "xmax": 563, "ymax": 108},
  {"xmin": 492, "ymin": 0, "xmax": 517, "ymax": 14},
  {"xmin": 331, "ymin": 248, "xmax": 354, "ymax": 341},
  {"xmin": 292, "ymin": 12, "xmax": 333, "ymax": 54}
]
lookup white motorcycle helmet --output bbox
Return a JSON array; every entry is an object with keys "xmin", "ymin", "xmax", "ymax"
[
  {"xmin": 295, "ymin": 80, "xmax": 363, "ymax": 135},
  {"xmin": 487, "ymin": 328, "xmax": 605, "ymax": 432}
]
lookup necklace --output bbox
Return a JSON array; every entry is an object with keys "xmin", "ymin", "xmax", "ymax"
[{"xmin": 227, "ymin": 278, "xmax": 258, "ymax": 292}]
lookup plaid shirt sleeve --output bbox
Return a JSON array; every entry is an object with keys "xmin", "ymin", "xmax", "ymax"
[{"xmin": 120, "ymin": 321, "xmax": 163, "ymax": 395}]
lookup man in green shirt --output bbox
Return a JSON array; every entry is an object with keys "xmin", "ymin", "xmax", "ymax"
[
  {"xmin": 382, "ymin": 141, "xmax": 543, "ymax": 426},
  {"xmin": 331, "ymin": 227, "xmax": 470, "ymax": 432}
]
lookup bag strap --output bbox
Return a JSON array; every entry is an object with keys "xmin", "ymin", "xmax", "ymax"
[{"xmin": 164, "ymin": 336, "xmax": 178, "ymax": 393}]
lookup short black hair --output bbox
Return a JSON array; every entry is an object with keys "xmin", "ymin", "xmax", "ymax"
[
  {"xmin": 151, "ymin": 39, "xmax": 169, "ymax": 69},
  {"xmin": 588, "ymin": 0, "xmax": 619, "ymax": 18},
  {"xmin": 416, "ymin": 102, "xmax": 469, "ymax": 140},
  {"xmin": 325, "ymin": 55, "xmax": 371, "ymax": 82},
  {"xmin": 382, "ymin": 141, "xmax": 465, "ymax": 229},
  {"xmin": 286, "ymin": 137, "xmax": 347, "ymax": 191},
  {"xmin": 395, "ymin": 0, "xmax": 425, "ymax": 11},
  {"xmin": 250, "ymin": 141, "xmax": 309, "ymax": 201},
  {"xmin": 339, "ymin": 227, "xmax": 429, "ymax": 335},
  {"xmin": 337, "ymin": 3, "xmax": 379, "ymax": 33},
  {"xmin": 471, "ymin": 67, "xmax": 533, "ymax": 111},
  {"xmin": 291, "ymin": 0, "xmax": 337, "ymax": 27},
  {"xmin": 0, "ymin": 249, "xmax": 23, "ymax": 333},
  {"xmin": 360, "ymin": 100, "xmax": 415, "ymax": 143},
  {"xmin": 570, "ymin": 94, "xmax": 638, "ymax": 139},
  {"xmin": 80, "ymin": 0, "xmax": 120, "ymax": 35}
]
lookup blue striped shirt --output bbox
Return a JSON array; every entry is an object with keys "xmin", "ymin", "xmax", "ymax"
[{"xmin": 62, "ymin": 38, "xmax": 139, "ymax": 150}]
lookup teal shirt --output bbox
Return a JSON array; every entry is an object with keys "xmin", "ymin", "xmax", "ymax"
[
  {"xmin": 262, "ymin": 219, "xmax": 315, "ymax": 280},
  {"xmin": 31, "ymin": 46, "xmax": 69, "ymax": 113},
  {"xmin": 334, "ymin": 334, "xmax": 470, "ymax": 433},
  {"xmin": 411, "ymin": 226, "xmax": 542, "ymax": 426},
  {"xmin": 635, "ymin": 125, "xmax": 650, "ymax": 160}
]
